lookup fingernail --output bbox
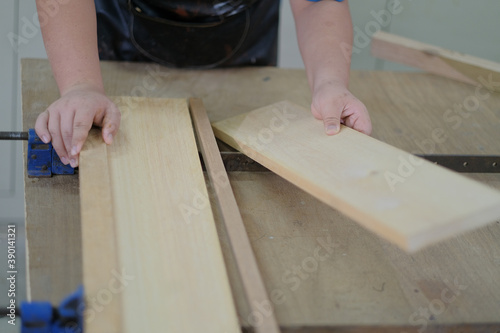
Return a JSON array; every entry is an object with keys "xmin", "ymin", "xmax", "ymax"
[
  {"xmin": 71, "ymin": 146, "xmax": 78, "ymax": 156},
  {"xmin": 70, "ymin": 159, "xmax": 77, "ymax": 168},
  {"xmin": 107, "ymin": 133, "xmax": 113, "ymax": 144},
  {"xmin": 41, "ymin": 135, "xmax": 49, "ymax": 143},
  {"xmin": 326, "ymin": 124, "xmax": 338, "ymax": 134},
  {"xmin": 61, "ymin": 157, "xmax": 68, "ymax": 165}
]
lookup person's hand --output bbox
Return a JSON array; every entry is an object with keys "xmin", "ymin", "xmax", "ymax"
[
  {"xmin": 311, "ymin": 82, "xmax": 372, "ymax": 136},
  {"xmin": 35, "ymin": 83, "xmax": 121, "ymax": 168}
]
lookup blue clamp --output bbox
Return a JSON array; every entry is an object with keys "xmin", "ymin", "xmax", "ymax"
[
  {"xmin": 21, "ymin": 285, "xmax": 84, "ymax": 333},
  {"xmin": 27, "ymin": 129, "xmax": 74, "ymax": 177}
]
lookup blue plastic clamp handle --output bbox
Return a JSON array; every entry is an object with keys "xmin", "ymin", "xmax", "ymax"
[
  {"xmin": 27, "ymin": 129, "xmax": 74, "ymax": 177},
  {"xmin": 21, "ymin": 285, "xmax": 84, "ymax": 333},
  {"xmin": 27, "ymin": 129, "xmax": 52, "ymax": 177},
  {"xmin": 52, "ymin": 285, "xmax": 84, "ymax": 333},
  {"xmin": 20, "ymin": 301, "xmax": 53, "ymax": 333}
]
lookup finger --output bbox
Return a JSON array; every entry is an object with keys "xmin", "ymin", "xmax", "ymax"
[
  {"xmin": 101, "ymin": 104, "xmax": 121, "ymax": 145},
  {"xmin": 71, "ymin": 109, "xmax": 95, "ymax": 158},
  {"xmin": 345, "ymin": 107, "xmax": 372, "ymax": 136},
  {"xmin": 321, "ymin": 104, "xmax": 342, "ymax": 135},
  {"xmin": 323, "ymin": 115, "xmax": 341, "ymax": 135},
  {"xmin": 60, "ymin": 110, "xmax": 77, "ymax": 167},
  {"xmin": 34, "ymin": 110, "xmax": 52, "ymax": 143},
  {"xmin": 354, "ymin": 116, "xmax": 373, "ymax": 135},
  {"xmin": 312, "ymin": 100, "xmax": 343, "ymax": 135},
  {"xmin": 48, "ymin": 111, "xmax": 69, "ymax": 165}
]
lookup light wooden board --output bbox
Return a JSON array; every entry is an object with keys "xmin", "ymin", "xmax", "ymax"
[
  {"xmin": 371, "ymin": 31, "xmax": 500, "ymax": 91},
  {"xmin": 79, "ymin": 97, "xmax": 239, "ymax": 332},
  {"xmin": 189, "ymin": 98, "xmax": 280, "ymax": 333},
  {"xmin": 213, "ymin": 101, "xmax": 500, "ymax": 252},
  {"xmin": 79, "ymin": 129, "xmax": 122, "ymax": 332},
  {"xmin": 23, "ymin": 59, "xmax": 500, "ymax": 331}
]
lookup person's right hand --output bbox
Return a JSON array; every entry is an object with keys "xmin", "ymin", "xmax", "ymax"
[{"xmin": 35, "ymin": 83, "xmax": 121, "ymax": 168}]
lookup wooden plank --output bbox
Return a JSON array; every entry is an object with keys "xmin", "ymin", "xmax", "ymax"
[
  {"xmin": 22, "ymin": 59, "xmax": 82, "ymax": 304},
  {"xmin": 189, "ymin": 98, "xmax": 280, "ymax": 333},
  {"xmin": 79, "ymin": 97, "xmax": 240, "ymax": 332},
  {"xmin": 371, "ymin": 31, "xmax": 500, "ymax": 91},
  {"xmin": 79, "ymin": 129, "xmax": 122, "ymax": 332},
  {"xmin": 212, "ymin": 101, "xmax": 500, "ymax": 252}
]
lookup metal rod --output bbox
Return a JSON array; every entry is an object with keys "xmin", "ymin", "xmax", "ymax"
[
  {"xmin": 0, "ymin": 131, "xmax": 28, "ymax": 140},
  {"xmin": 417, "ymin": 154, "xmax": 500, "ymax": 173}
]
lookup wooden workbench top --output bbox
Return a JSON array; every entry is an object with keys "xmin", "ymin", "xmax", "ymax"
[{"xmin": 22, "ymin": 58, "xmax": 500, "ymax": 332}]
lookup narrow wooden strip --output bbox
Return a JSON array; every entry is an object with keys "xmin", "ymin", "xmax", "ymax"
[
  {"xmin": 80, "ymin": 129, "xmax": 122, "ymax": 332},
  {"xmin": 212, "ymin": 101, "xmax": 500, "ymax": 252},
  {"xmin": 189, "ymin": 98, "xmax": 281, "ymax": 333},
  {"xmin": 371, "ymin": 31, "xmax": 500, "ymax": 91},
  {"xmin": 80, "ymin": 97, "xmax": 240, "ymax": 332}
]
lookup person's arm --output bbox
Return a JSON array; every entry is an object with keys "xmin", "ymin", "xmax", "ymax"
[
  {"xmin": 34, "ymin": 0, "xmax": 120, "ymax": 167},
  {"xmin": 290, "ymin": 0, "xmax": 372, "ymax": 135}
]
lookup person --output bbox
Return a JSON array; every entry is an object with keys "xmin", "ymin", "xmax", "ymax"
[{"xmin": 34, "ymin": 0, "xmax": 372, "ymax": 168}]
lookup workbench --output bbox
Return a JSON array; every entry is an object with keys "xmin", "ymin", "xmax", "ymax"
[{"xmin": 22, "ymin": 58, "xmax": 500, "ymax": 332}]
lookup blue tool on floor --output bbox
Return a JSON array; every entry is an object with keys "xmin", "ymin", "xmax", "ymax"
[{"xmin": 20, "ymin": 285, "xmax": 84, "ymax": 333}]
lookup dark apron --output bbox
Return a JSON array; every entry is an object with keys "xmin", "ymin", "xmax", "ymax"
[{"xmin": 95, "ymin": 0, "xmax": 280, "ymax": 68}]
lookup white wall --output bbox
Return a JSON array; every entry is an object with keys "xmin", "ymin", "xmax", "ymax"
[
  {"xmin": 279, "ymin": 0, "xmax": 500, "ymax": 70},
  {"xmin": 0, "ymin": 0, "xmax": 23, "ymax": 223},
  {"xmin": 1, "ymin": 0, "xmax": 499, "ymax": 222}
]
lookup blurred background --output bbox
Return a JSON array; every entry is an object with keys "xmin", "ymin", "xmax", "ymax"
[{"xmin": 0, "ymin": 1, "xmax": 499, "ymax": 330}]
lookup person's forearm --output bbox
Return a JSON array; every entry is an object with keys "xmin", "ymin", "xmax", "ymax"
[
  {"xmin": 291, "ymin": 0, "xmax": 353, "ymax": 92},
  {"xmin": 36, "ymin": 0, "xmax": 103, "ymax": 95}
]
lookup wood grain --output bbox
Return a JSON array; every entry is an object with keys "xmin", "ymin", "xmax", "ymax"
[
  {"xmin": 213, "ymin": 101, "xmax": 500, "ymax": 252},
  {"xmin": 371, "ymin": 31, "xmax": 500, "ymax": 91},
  {"xmin": 79, "ymin": 129, "xmax": 122, "ymax": 332},
  {"xmin": 23, "ymin": 59, "xmax": 500, "ymax": 330},
  {"xmin": 190, "ymin": 98, "xmax": 280, "ymax": 333},
  {"xmin": 79, "ymin": 97, "xmax": 239, "ymax": 332}
]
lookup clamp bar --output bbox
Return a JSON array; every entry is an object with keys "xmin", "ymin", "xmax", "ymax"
[
  {"xmin": 0, "ymin": 131, "xmax": 29, "ymax": 140},
  {"xmin": 217, "ymin": 151, "xmax": 500, "ymax": 174},
  {"xmin": 419, "ymin": 154, "xmax": 500, "ymax": 173},
  {"xmin": 1, "ymin": 131, "xmax": 499, "ymax": 173}
]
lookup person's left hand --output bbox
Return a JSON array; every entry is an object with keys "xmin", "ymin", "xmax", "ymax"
[{"xmin": 311, "ymin": 82, "xmax": 372, "ymax": 136}]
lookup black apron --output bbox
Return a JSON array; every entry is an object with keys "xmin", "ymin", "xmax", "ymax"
[{"xmin": 95, "ymin": 0, "xmax": 280, "ymax": 68}]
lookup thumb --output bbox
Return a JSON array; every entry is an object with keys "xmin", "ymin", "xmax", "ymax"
[
  {"xmin": 100, "ymin": 104, "xmax": 121, "ymax": 145},
  {"xmin": 323, "ymin": 116, "xmax": 341, "ymax": 135},
  {"xmin": 311, "ymin": 96, "xmax": 343, "ymax": 135}
]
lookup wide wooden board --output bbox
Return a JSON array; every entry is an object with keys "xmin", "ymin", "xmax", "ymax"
[
  {"xmin": 213, "ymin": 101, "xmax": 500, "ymax": 252},
  {"xmin": 79, "ymin": 97, "xmax": 239, "ymax": 332},
  {"xmin": 371, "ymin": 31, "xmax": 500, "ymax": 91}
]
